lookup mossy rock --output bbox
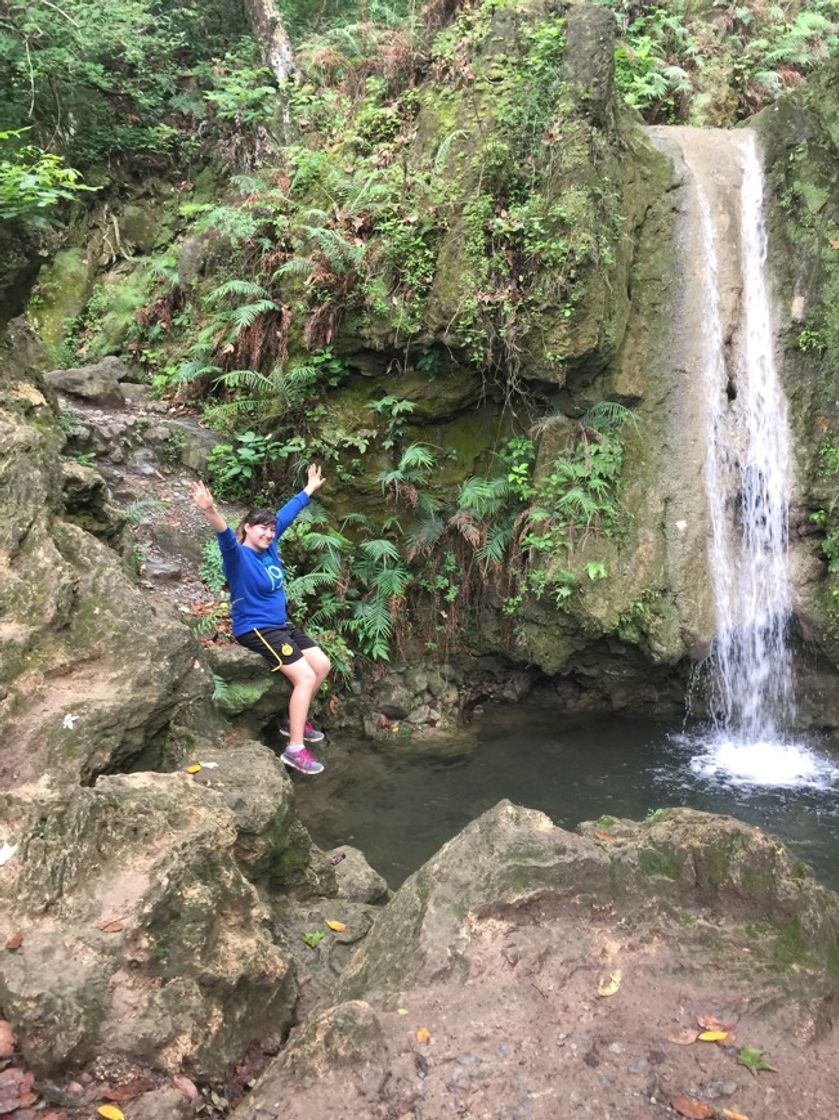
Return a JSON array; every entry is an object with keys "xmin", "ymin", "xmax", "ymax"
[{"xmin": 27, "ymin": 247, "xmax": 94, "ymax": 356}]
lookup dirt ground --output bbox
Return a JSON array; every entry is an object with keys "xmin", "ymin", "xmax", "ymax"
[{"xmin": 240, "ymin": 893, "xmax": 838, "ymax": 1120}]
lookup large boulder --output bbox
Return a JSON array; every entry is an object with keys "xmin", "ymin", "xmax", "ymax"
[
  {"xmin": 44, "ymin": 356, "xmax": 129, "ymax": 406},
  {"xmin": 233, "ymin": 804, "xmax": 839, "ymax": 1120},
  {"xmin": 0, "ymin": 765, "xmax": 299, "ymax": 1078}
]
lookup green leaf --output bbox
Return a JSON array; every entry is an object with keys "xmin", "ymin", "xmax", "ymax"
[
  {"xmin": 302, "ymin": 930, "xmax": 325, "ymax": 949},
  {"xmin": 738, "ymin": 1046, "xmax": 777, "ymax": 1075}
]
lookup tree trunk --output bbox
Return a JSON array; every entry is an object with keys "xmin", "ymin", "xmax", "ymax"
[{"xmin": 243, "ymin": 0, "xmax": 295, "ymax": 83}]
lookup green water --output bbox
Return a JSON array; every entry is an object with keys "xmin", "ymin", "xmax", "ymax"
[{"xmin": 292, "ymin": 699, "xmax": 839, "ymax": 891}]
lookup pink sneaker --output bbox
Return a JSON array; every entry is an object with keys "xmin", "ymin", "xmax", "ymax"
[
  {"xmin": 280, "ymin": 747, "xmax": 324, "ymax": 775},
  {"xmin": 280, "ymin": 720, "xmax": 325, "ymax": 743}
]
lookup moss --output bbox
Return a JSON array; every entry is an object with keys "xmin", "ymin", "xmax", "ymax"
[
  {"xmin": 27, "ymin": 248, "xmax": 93, "ymax": 357},
  {"xmin": 637, "ymin": 846, "xmax": 684, "ymax": 881}
]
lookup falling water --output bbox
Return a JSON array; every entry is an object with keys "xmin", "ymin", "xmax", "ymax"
[
  {"xmin": 699, "ymin": 130, "xmax": 795, "ymax": 743},
  {"xmin": 647, "ymin": 127, "xmax": 826, "ymax": 786}
]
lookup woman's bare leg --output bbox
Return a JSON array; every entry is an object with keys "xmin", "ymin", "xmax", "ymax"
[{"xmin": 279, "ymin": 657, "xmax": 318, "ymax": 745}]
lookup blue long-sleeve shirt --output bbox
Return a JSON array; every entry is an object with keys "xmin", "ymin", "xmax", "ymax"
[{"xmin": 217, "ymin": 490, "xmax": 310, "ymax": 636}]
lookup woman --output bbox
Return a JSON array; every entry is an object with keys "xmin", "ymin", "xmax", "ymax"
[{"xmin": 192, "ymin": 464, "xmax": 331, "ymax": 775}]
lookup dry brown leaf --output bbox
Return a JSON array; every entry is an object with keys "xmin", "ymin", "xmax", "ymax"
[
  {"xmin": 670, "ymin": 1096, "xmax": 716, "ymax": 1120},
  {"xmin": 102, "ymin": 1078, "xmax": 154, "ymax": 1102},
  {"xmin": 17, "ymin": 1091, "xmax": 39, "ymax": 1106},
  {"xmin": 0, "ymin": 1021, "xmax": 13, "ymax": 1057},
  {"xmin": 830, "ymin": 236, "xmax": 839, "ymax": 250},
  {"xmin": 720, "ymin": 1110, "xmax": 751, "ymax": 1120},
  {"xmin": 5, "ymin": 931, "xmax": 23, "ymax": 951},
  {"xmin": 172, "ymin": 1074, "xmax": 200, "ymax": 1102},
  {"xmin": 416, "ymin": 1027, "xmax": 431, "ymax": 1044},
  {"xmin": 697, "ymin": 1015, "xmax": 732, "ymax": 1032},
  {"xmin": 667, "ymin": 1029, "xmax": 699, "ymax": 1046},
  {"xmin": 98, "ymin": 921, "xmax": 124, "ymax": 934},
  {"xmin": 593, "ymin": 830, "xmax": 617, "ymax": 842}
]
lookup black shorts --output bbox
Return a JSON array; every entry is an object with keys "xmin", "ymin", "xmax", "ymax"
[{"xmin": 236, "ymin": 625, "xmax": 317, "ymax": 670}]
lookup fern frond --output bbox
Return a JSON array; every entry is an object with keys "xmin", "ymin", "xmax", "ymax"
[
  {"xmin": 229, "ymin": 299, "xmax": 279, "ymax": 330},
  {"xmin": 173, "ymin": 358, "xmax": 222, "ymax": 383},
  {"xmin": 204, "ymin": 279, "xmax": 272, "ymax": 305},
  {"xmin": 581, "ymin": 400, "xmax": 637, "ymax": 433},
  {"xmin": 212, "ymin": 368, "xmax": 273, "ymax": 393},
  {"xmin": 360, "ymin": 538, "xmax": 401, "ymax": 563},
  {"xmin": 434, "ymin": 128, "xmax": 467, "ymax": 173}
]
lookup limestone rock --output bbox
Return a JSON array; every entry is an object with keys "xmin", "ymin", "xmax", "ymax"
[
  {"xmin": 329, "ymin": 845, "xmax": 390, "ymax": 905},
  {"xmin": 45, "ymin": 357, "xmax": 129, "ymax": 406},
  {"xmin": 232, "ymin": 805, "xmax": 839, "ymax": 1120},
  {"xmin": 204, "ymin": 642, "xmax": 287, "ymax": 729},
  {"xmin": 190, "ymin": 740, "xmax": 331, "ymax": 896},
  {"xmin": 61, "ymin": 459, "xmax": 128, "ymax": 546},
  {"xmin": 0, "ymin": 771, "xmax": 298, "ymax": 1077}
]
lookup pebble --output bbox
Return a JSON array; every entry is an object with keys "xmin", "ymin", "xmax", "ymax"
[{"xmin": 702, "ymin": 1080, "xmax": 739, "ymax": 1100}]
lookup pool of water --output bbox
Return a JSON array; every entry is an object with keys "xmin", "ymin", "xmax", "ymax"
[{"xmin": 292, "ymin": 700, "xmax": 839, "ymax": 891}]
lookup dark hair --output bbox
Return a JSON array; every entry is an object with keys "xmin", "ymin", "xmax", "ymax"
[{"xmin": 236, "ymin": 507, "xmax": 276, "ymax": 543}]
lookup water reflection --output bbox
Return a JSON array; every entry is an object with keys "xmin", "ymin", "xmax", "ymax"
[{"xmin": 292, "ymin": 702, "xmax": 839, "ymax": 891}]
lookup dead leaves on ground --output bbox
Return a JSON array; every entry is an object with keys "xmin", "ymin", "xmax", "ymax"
[
  {"xmin": 671, "ymin": 1101, "xmax": 752, "ymax": 1120},
  {"xmin": 666, "ymin": 1013, "xmax": 772, "ymax": 1120},
  {"xmin": 670, "ymin": 1098, "xmax": 716, "ymax": 1120},
  {"xmin": 668, "ymin": 1015, "xmax": 735, "ymax": 1047},
  {"xmin": 0, "ymin": 1066, "xmax": 35, "ymax": 1115}
]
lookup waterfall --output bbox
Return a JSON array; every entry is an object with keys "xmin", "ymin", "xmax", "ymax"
[
  {"xmin": 699, "ymin": 130, "xmax": 795, "ymax": 744},
  {"xmin": 649, "ymin": 126, "xmax": 799, "ymax": 757}
]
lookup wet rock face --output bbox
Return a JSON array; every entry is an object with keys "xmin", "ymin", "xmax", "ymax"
[{"xmin": 752, "ymin": 57, "xmax": 839, "ymax": 687}]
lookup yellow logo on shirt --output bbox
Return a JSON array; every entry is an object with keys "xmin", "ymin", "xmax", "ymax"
[{"xmin": 281, "ymin": 644, "xmax": 294, "ymax": 656}]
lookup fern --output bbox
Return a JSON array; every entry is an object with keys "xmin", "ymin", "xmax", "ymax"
[
  {"xmin": 204, "ymin": 279, "xmax": 272, "ymax": 305},
  {"xmin": 228, "ymin": 299, "xmax": 279, "ymax": 329},
  {"xmin": 360, "ymin": 538, "xmax": 401, "ymax": 563},
  {"xmin": 174, "ymin": 357, "xmax": 222, "ymax": 384},
  {"xmin": 580, "ymin": 401, "xmax": 638, "ymax": 433},
  {"xmin": 212, "ymin": 368, "xmax": 273, "ymax": 392},
  {"xmin": 434, "ymin": 128, "xmax": 467, "ymax": 173}
]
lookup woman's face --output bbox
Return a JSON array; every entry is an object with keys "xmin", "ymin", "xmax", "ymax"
[{"xmin": 242, "ymin": 520, "xmax": 276, "ymax": 551}]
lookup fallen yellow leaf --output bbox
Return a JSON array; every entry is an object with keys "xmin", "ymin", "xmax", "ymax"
[
  {"xmin": 185, "ymin": 764, "xmax": 201, "ymax": 774},
  {"xmin": 416, "ymin": 1027, "xmax": 431, "ymax": 1043},
  {"xmin": 326, "ymin": 920, "xmax": 348, "ymax": 933},
  {"xmin": 720, "ymin": 1110, "xmax": 751, "ymax": 1120},
  {"xmin": 98, "ymin": 1107, "xmax": 126, "ymax": 1120},
  {"xmin": 597, "ymin": 969, "xmax": 622, "ymax": 997},
  {"xmin": 397, "ymin": 1008, "xmax": 409, "ymax": 1016},
  {"xmin": 698, "ymin": 1030, "xmax": 728, "ymax": 1043}
]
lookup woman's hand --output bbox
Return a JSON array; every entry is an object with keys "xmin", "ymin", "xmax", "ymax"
[
  {"xmin": 192, "ymin": 480, "xmax": 216, "ymax": 510},
  {"xmin": 304, "ymin": 463, "xmax": 326, "ymax": 496},
  {"xmin": 192, "ymin": 480, "xmax": 228, "ymax": 532}
]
